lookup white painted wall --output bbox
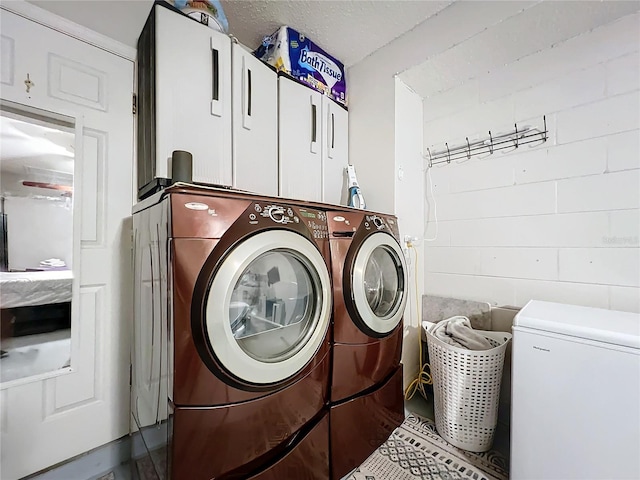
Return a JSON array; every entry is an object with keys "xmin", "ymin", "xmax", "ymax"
[
  {"xmin": 421, "ymin": 12, "xmax": 640, "ymax": 313},
  {"xmin": 348, "ymin": 1, "xmax": 533, "ymax": 213},
  {"xmin": 348, "ymin": 2, "xmax": 540, "ymax": 387},
  {"xmin": 394, "ymin": 78, "xmax": 425, "ymax": 387}
]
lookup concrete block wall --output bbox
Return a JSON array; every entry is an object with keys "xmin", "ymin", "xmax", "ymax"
[{"xmin": 421, "ymin": 12, "xmax": 640, "ymax": 312}]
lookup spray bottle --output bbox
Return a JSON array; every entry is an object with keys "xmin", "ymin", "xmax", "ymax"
[{"xmin": 346, "ymin": 165, "xmax": 366, "ymax": 209}]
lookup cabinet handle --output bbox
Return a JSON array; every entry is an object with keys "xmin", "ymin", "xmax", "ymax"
[
  {"xmin": 242, "ymin": 55, "xmax": 252, "ymax": 130},
  {"xmin": 248, "ymin": 69, "xmax": 252, "ymax": 117},
  {"xmin": 327, "ymin": 105, "xmax": 336, "ymax": 159},
  {"xmin": 241, "ymin": 55, "xmax": 252, "ymax": 130},
  {"xmin": 310, "ymin": 97, "xmax": 318, "ymax": 154},
  {"xmin": 331, "ymin": 113, "xmax": 335, "ymax": 149},
  {"xmin": 211, "ymin": 37, "xmax": 222, "ymax": 117}
]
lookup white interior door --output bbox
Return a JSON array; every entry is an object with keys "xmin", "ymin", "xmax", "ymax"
[
  {"xmin": 321, "ymin": 97, "xmax": 348, "ymax": 206},
  {"xmin": 232, "ymin": 43, "xmax": 278, "ymax": 196},
  {"xmin": 278, "ymin": 77, "xmax": 322, "ymax": 202},
  {"xmin": 0, "ymin": 9, "xmax": 134, "ymax": 479}
]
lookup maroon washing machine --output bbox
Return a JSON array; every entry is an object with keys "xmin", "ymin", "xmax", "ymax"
[
  {"xmin": 132, "ymin": 185, "xmax": 332, "ymax": 479},
  {"xmin": 326, "ymin": 208, "xmax": 408, "ymax": 479}
]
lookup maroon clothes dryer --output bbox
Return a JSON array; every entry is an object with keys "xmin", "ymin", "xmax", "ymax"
[
  {"xmin": 326, "ymin": 209, "xmax": 408, "ymax": 479},
  {"xmin": 132, "ymin": 185, "xmax": 332, "ymax": 479}
]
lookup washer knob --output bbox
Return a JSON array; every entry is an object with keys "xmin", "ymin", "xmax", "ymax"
[{"xmin": 268, "ymin": 206, "xmax": 285, "ymax": 223}]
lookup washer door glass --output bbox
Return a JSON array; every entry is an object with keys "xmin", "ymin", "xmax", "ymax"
[
  {"xmin": 364, "ymin": 246, "xmax": 402, "ymax": 318},
  {"xmin": 205, "ymin": 229, "xmax": 331, "ymax": 385},
  {"xmin": 351, "ymin": 232, "xmax": 407, "ymax": 335},
  {"xmin": 229, "ymin": 250, "xmax": 319, "ymax": 362}
]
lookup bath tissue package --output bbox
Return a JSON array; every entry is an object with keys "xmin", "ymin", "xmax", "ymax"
[{"xmin": 255, "ymin": 26, "xmax": 347, "ymax": 107}]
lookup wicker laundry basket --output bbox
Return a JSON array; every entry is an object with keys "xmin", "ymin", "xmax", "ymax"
[{"xmin": 426, "ymin": 317, "xmax": 512, "ymax": 452}]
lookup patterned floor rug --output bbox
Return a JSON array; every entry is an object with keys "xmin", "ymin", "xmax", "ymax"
[{"xmin": 346, "ymin": 413, "xmax": 509, "ymax": 480}]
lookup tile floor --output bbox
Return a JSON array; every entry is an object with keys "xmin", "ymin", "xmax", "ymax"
[{"xmin": 405, "ymin": 391, "xmax": 511, "ymax": 465}]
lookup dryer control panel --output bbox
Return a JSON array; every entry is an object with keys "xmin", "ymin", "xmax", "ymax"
[
  {"xmin": 327, "ymin": 210, "xmax": 399, "ymax": 239},
  {"xmin": 363, "ymin": 214, "xmax": 399, "ymax": 237}
]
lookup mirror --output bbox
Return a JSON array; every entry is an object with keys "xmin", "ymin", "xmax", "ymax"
[{"xmin": 0, "ymin": 104, "xmax": 75, "ymax": 384}]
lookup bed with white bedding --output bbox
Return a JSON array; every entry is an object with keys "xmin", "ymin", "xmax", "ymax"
[{"xmin": 0, "ymin": 271, "xmax": 73, "ymax": 309}]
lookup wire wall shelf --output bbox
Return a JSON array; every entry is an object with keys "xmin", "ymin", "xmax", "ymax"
[{"xmin": 426, "ymin": 116, "xmax": 548, "ymax": 168}]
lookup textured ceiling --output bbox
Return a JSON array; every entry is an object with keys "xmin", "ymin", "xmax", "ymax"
[
  {"xmin": 26, "ymin": 0, "xmax": 450, "ymax": 67},
  {"xmin": 220, "ymin": 1, "xmax": 451, "ymax": 66}
]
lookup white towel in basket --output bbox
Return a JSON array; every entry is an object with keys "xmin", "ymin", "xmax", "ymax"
[{"xmin": 433, "ymin": 316, "xmax": 494, "ymax": 350}]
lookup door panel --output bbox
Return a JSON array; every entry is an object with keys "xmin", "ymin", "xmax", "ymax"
[
  {"xmin": 80, "ymin": 129, "xmax": 107, "ymax": 245},
  {"xmin": 279, "ymin": 77, "xmax": 322, "ymax": 202},
  {"xmin": 232, "ymin": 43, "xmax": 278, "ymax": 195},
  {"xmin": 48, "ymin": 54, "xmax": 108, "ymax": 111},
  {"xmin": 0, "ymin": 10, "xmax": 134, "ymax": 479},
  {"xmin": 0, "ymin": 34, "xmax": 15, "ymax": 87},
  {"xmin": 155, "ymin": 6, "xmax": 232, "ymax": 186}
]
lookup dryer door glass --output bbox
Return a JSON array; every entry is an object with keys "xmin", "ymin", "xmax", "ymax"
[
  {"xmin": 229, "ymin": 249, "xmax": 320, "ymax": 362},
  {"xmin": 351, "ymin": 232, "xmax": 408, "ymax": 335},
  {"xmin": 364, "ymin": 246, "xmax": 402, "ymax": 318}
]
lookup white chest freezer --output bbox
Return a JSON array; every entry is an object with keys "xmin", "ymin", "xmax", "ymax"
[{"xmin": 511, "ymin": 300, "xmax": 640, "ymax": 480}]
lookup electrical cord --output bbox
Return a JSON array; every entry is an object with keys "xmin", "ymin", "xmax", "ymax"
[
  {"xmin": 423, "ymin": 166, "xmax": 439, "ymax": 242},
  {"xmin": 403, "ymin": 244, "xmax": 433, "ymax": 401}
]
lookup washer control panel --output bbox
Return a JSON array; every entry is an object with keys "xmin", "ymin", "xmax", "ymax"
[
  {"xmin": 298, "ymin": 208, "xmax": 328, "ymax": 239},
  {"xmin": 248, "ymin": 203, "xmax": 328, "ymax": 239}
]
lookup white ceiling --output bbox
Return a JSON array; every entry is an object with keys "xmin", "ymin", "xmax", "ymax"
[{"xmin": 27, "ymin": 0, "xmax": 451, "ymax": 67}]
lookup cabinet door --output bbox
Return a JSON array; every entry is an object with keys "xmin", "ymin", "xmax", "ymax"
[
  {"xmin": 322, "ymin": 97, "xmax": 348, "ymax": 205},
  {"xmin": 232, "ymin": 43, "xmax": 278, "ymax": 195},
  {"xmin": 278, "ymin": 77, "xmax": 322, "ymax": 202},
  {"xmin": 155, "ymin": 6, "xmax": 232, "ymax": 186}
]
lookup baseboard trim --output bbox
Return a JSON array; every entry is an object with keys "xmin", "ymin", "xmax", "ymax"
[{"xmin": 23, "ymin": 434, "xmax": 131, "ymax": 480}]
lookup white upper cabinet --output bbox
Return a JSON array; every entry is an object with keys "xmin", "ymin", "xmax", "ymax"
[
  {"xmin": 155, "ymin": 5, "xmax": 232, "ymax": 186},
  {"xmin": 278, "ymin": 76, "xmax": 323, "ymax": 202},
  {"xmin": 137, "ymin": 3, "xmax": 232, "ymax": 197},
  {"xmin": 278, "ymin": 75, "xmax": 348, "ymax": 204},
  {"xmin": 322, "ymin": 96, "xmax": 348, "ymax": 206},
  {"xmin": 231, "ymin": 43, "xmax": 278, "ymax": 196}
]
